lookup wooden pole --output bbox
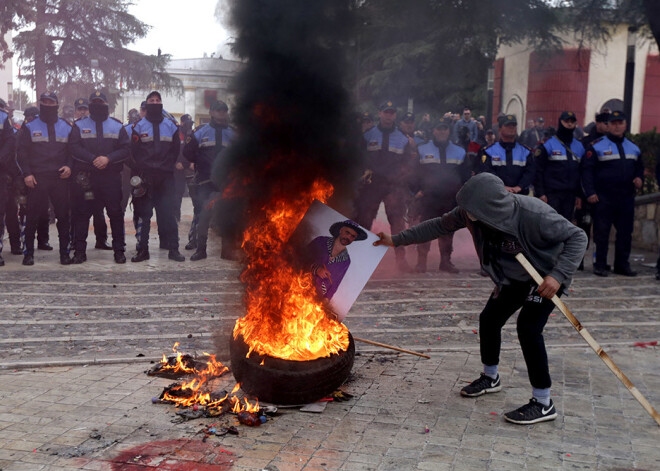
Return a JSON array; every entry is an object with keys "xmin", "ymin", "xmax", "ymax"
[
  {"xmin": 515, "ymin": 253, "xmax": 660, "ymax": 427},
  {"xmin": 353, "ymin": 337, "xmax": 431, "ymax": 359}
]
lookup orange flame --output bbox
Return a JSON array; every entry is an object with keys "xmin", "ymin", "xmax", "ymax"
[
  {"xmin": 232, "ymin": 179, "xmax": 350, "ymax": 361},
  {"xmin": 154, "ymin": 343, "xmax": 229, "ymax": 377}
]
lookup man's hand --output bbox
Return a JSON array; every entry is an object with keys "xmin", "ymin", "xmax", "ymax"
[
  {"xmin": 537, "ymin": 275, "xmax": 560, "ymax": 299},
  {"xmin": 373, "ymin": 232, "xmax": 394, "ymax": 247},
  {"xmin": 587, "ymin": 194, "xmax": 599, "ymax": 204},
  {"xmin": 539, "ymin": 195, "xmax": 548, "ymax": 203},
  {"xmin": 59, "ymin": 166, "xmax": 71, "ymax": 179},
  {"xmin": 24, "ymin": 175, "xmax": 37, "ymax": 188},
  {"xmin": 633, "ymin": 177, "xmax": 642, "ymax": 189},
  {"xmin": 175, "ymin": 162, "xmax": 184, "ymax": 171},
  {"xmin": 504, "ymin": 186, "xmax": 522, "ymax": 194},
  {"xmin": 93, "ymin": 156, "xmax": 109, "ymax": 170},
  {"xmin": 316, "ymin": 265, "xmax": 332, "ymax": 284},
  {"xmin": 575, "ymin": 197, "xmax": 582, "ymax": 210}
]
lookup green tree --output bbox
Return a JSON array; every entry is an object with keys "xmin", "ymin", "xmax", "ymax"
[
  {"xmin": 0, "ymin": 0, "xmax": 181, "ymax": 107},
  {"xmin": 350, "ymin": 0, "xmax": 659, "ymax": 114}
]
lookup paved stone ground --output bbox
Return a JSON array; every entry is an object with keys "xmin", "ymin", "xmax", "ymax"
[{"xmin": 0, "ymin": 198, "xmax": 659, "ymax": 470}]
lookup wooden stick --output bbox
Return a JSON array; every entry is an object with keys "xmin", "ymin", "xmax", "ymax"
[
  {"xmin": 353, "ymin": 336, "xmax": 431, "ymax": 359},
  {"xmin": 515, "ymin": 253, "xmax": 660, "ymax": 427}
]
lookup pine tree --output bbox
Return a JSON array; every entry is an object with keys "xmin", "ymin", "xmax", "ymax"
[{"xmin": 0, "ymin": 0, "xmax": 181, "ymax": 106}]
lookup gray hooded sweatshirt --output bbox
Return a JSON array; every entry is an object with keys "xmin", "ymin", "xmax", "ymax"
[{"xmin": 392, "ymin": 173, "xmax": 588, "ymax": 288}]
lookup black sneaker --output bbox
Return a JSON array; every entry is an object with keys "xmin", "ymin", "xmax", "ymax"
[
  {"xmin": 460, "ymin": 373, "xmax": 501, "ymax": 397},
  {"xmin": 504, "ymin": 398, "xmax": 557, "ymax": 425},
  {"xmin": 22, "ymin": 254, "xmax": 34, "ymax": 266}
]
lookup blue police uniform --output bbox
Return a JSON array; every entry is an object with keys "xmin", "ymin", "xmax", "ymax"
[
  {"xmin": 130, "ymin": 115, "xmax": 181, "ymax": 253},
  {"xmin": 17, "ymin": 116, "xmax": 73, "ymax": 258},
  {"xmin": 412, "ymin": 139, "xmax": 469, "ymax": 271},
  {"xmin": 479, "ymin": 141, "xmax": 535, "ymax": 195},
  {"xmin": 182, "ymin": 122, "xmax": 235, "ymax": 257},
  {"xmin": 581, "ymin": 134, "xmax": 643, "ymax": 272},
  {"xmin": 534, "ymin": 135, "xmax": 585, "ymax": 220},
  {"xmin": 355, "ymin": 125, "xmax": 413, "ymax": 263},
  {"xmin": 70, "ymin": 116, "xmax": 130, "ymax": 256}
]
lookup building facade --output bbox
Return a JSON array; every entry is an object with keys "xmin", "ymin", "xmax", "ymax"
[
  {"xmin": 113, "ymin": 56, "xmax": 242, "ymax": 125},
  {"xmin": 493, "ymin": 25, "xmax": 660, "ymax": 133}
]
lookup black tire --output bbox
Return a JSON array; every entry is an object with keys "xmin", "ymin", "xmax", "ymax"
[{"xmin": 230, "ymin": 332, "xmax": 355, "ymax": 405}]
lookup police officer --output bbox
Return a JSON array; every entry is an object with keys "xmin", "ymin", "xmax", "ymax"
[
  {"xmin": 183, "ymin": 100, "xmax": 235, "ymax": 261},
  {"xmin": 355, "ymin": 100, "xmax": 416, "ymax": 272},
  {"xmin": 0, "ymin": 99, "xmax": 14, "ymax": 266},
  {"xmin": 399, "ymin": 112, "xmax": 425, "ymax": 146},
  {"xmin": 361, "ymin": 112, "xmax": 374, "ymax": 134},
  {"xmin": 130, "ymin": 91, "xmax": 185, "ymax": 262},
  {"xmin": 411, "ymin": 117, "xmax": 469, "ymax": 273},
  {"xmin": 121, "ymin": 109, "xmax": 141, "ymax": 211},
  {"xmin": 5, "ymin": 106, "xmax": 51, "ymax": 254},
  {"xmin": 534, "ymin": 111, "xmax": 585, "ymax": 221},
  {"xmin": 17, "ymin": 92, "xmax": 73, "ymax": 265},
  {"xmin": 74, "ymin": 98, "xmax": 89, "ymax": 120},
  {"xmin": 582, "ymin": 111, "xmax": 610, "ymax": 146},
  {"xmin": 72, "ymin": 96, "xmax": 111, "ymax": 250},
  {"xmin": 174, "ymin": 113, "xmax": 194, "ymax": 223},
  {"xmin": 581, "ymin": 111, "xmax": 642, "ymax": 277},
  {"xmin": 479, "ymin": 114, "xmax": 535, "ymax": 195},
  {"xmin": 69, "ymin": 91, "xmax": 130, "ymax": 264}
]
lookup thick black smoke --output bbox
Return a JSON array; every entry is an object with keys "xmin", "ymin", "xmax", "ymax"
[{"xmin": 213, "ymin": 0, "xmax": 360, "ymax": 234}]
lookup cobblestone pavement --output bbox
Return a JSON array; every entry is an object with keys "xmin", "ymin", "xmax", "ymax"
[{"xmin": 0, "ymin": 198, "xmax": 659, "ymax": 470}]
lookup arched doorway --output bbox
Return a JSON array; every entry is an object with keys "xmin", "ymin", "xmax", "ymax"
[{"xmin": 505, "ymin": 95, "xmax": 525, "ymax": 133}]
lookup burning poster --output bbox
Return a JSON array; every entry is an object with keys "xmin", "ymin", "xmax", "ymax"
[{"xmin": 292, "ymin": 200, "xmax": 387, "ymax": 322}]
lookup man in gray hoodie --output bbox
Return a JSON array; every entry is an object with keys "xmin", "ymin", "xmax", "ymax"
[{"xmin": 375, "ymin": 173, "xmax": 587, "ymax": 424}]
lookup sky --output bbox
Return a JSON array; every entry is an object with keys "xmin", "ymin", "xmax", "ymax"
[{"xmin": 12, "ymin": 0, "xmax": 235, "ymax": 98}]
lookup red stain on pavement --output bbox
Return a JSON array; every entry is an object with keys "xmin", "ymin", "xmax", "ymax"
[{"xmin": 108, "ymin": 438, "xmax": 234, "ymax": 470}]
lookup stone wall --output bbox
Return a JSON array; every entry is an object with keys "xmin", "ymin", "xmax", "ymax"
[{"xmin": 633, "ymin": 192, "xmax": 660, "ymax": 250}]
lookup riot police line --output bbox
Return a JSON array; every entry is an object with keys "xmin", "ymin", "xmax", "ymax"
[{"xmin": 0, "ymin": 91, "xmax": 235, "ymax": 267}]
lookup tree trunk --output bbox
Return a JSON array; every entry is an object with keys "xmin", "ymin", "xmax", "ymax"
[
  {"xmin": 34, "ymin": 0, "xmax": 48, "ymax": 96},
  {"xmin": 644, "ymin": 0, "xmax": 660, "ymax": 52}
]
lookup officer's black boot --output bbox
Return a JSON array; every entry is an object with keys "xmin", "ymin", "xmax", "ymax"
[
  {"xmin": 131, "ymin": 249, "xmax": 150, "ymax": 263},
  {"xmin": 38, "ymin": 242, "xmax": 53, "ymax": 251},
  {"xmin": 0, "ymin": 254, "xmax": 4, "ymax": 267},
  {"xmin": 72, "ymin": 252, "xmax": 87, "ymax": 264},
  {"xmin": 185, "ymin": 239, "xmax": 197, "ymax": 250},
  {"xmin": 95, "ymin": 240, "xmax": 112, "ymax": 250},
  {"xmin": 10, "ymin": 245, "xmax": 22, "ymax": 255},
  {"xmin": 22, "ymin": 254, "xmax": 34, "ymax": 266},
  {"xmin": 114, "ymin": 251, "xmax": 126, "ymax": 264},
  {"xmin": 190, "ymin": 246, "xmax": 207, "ymax": 261},
  {"xmin": 168, "ymin": 249, "xmax": 185, "ymax": 262},
  {"xmin": 60, "ymin": 253, "xmax": 73, "ymax": 265}
]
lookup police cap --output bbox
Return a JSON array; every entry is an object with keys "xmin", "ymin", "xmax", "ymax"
[
  {"xmin": 210, "ymin": 100, "xmax": 228, "ymax": 112},
  {"xmin": 361, "ymin": 112, "xmax": 373, "ymax": 122},
  {"xmin": 140, "ymin": 101, "xmax": 147, "ymax": 110},
  {"xmin": 401, "ymin": 112, "xmax": 415, "ymax": 123},
  {"xmin": 75, "ymin": 97, "xmax": 89, "ymax": 109},
  {"xmin": 40, "ymin": 92, "xmax": 58, "ymax": 104},
  {"xmin": 559, "ymin": 111, "xmax": 577, "ymax": 122},
  {"xmin": 501, "ymin": 114, "xmax": 517, "ymax": 126},
  {"xmin": 379, "ymin": 100, "xmax": 396, "ymax": 112},
  {"xmin": 88, "ymin": 91, "xmax": 108, "ymax": 104},
  {"xmin": 24, "ymin": 106, "xmax": 39, "ymax": 119},
  {"xmin": 180, "ymin": 114, "xmax": 193, "ymax": 124},
  {"xmin": 537, "ymin": 116, "xmax": 544, "ymax": 123},
  {"xmin": 608, "ymin": 110, "xmax": 626, "ymax": 122},
  {"xmin": 434, "ymin": 117, "xmax": 452, "ymax": 129},
  {"xmin": 146, "ymin": 90, "xmax": 162, "ymax": 101}
]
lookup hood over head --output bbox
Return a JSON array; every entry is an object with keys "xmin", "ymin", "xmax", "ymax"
[{"xmin": 456, "ymin": 173, "xmax": 516, "ymax": 232}]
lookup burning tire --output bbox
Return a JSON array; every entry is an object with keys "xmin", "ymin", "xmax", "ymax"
[{"xmin": 230, "ymin": 332, "xmax": 355, "ymax": 405}]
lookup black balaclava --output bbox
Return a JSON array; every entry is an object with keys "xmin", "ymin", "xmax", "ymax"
[
  {"xmin": 146, "ymin": 103, "xmax": 163, "ymax": 122},
  {"xmin": 39, "ymin": 104, "xmax": 59, "ymax": 124},
  {"xmin": 556, "ymin": 119, "xmax": 574, "ymax": 144},
  {"xmin": 89, "ymin": 103, "xmax": 109, "ymax": 122}
]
